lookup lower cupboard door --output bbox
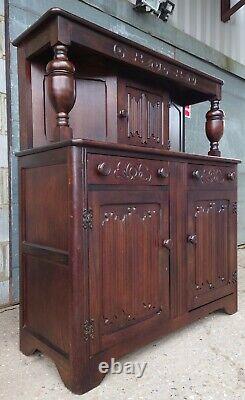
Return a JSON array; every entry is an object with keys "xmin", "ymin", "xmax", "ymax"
[
  {"xmin": 187, "ymin": 191, "xmax": 237, "ymax": 310},
  {"xmin": 88, "ymin": 189, "xmax": 170, "ymax": 355}
]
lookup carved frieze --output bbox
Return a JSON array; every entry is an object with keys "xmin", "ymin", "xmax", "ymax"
[{"xmin": 113, "ymin": 44, "xmax": 197, "ymax": 87}]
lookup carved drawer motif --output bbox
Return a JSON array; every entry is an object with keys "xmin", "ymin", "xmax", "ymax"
[
  {"xmin": 87, "ymin": 154, "xmax": 169, "ymax": 185},
  {"xmin": 188, "ymin": 164, "xmax": 236, "ymax": 189}
]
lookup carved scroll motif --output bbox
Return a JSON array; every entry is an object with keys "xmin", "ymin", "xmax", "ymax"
[
  {"xmin": 101, "ymin": 206, "xmax": 157, "ymax": 226},
  {"xmin": 114, "ymin": 161, "xmax": 152, "ymax": 182},
  {"xmin": 197, "ymin": 169, "xmax": 225, "ymax": 184}
]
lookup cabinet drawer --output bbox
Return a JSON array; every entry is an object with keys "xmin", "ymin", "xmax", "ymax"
[
  {"xmin": 87, "ymin": 154, "xmax": 169, "ymax": 185},
  {"xmin": 188, "ymin": 164, "xmax": 236, "ymax": 189}
]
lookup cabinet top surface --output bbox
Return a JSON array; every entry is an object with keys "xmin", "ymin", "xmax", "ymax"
[
  {"xmin": 13, "ymin": 7, "xmax": 223, "ymax": 105},
  {"xmin": 15, "ymin": 139, "xmax": 241, "ymax": 164}
]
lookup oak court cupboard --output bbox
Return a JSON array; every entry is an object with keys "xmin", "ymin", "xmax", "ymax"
[{"xmin": 13, "ymin": 8, "xmax": 240, "ymax": 395}]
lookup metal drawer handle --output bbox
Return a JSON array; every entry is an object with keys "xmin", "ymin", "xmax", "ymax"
[
  {"xmin": 157, "ymin": 168, "xmax": 169, "ymax": 179},
  {"xmin": 97, "ymin": 162, "xmax": 111, "ymax": 176},
  {"xmin": 187, "ymin": 235, "xmax": 197, "ymax": 244},
  {"xmin": 227, "ymin": 172, "xmax": 235, "ymax": 181},
  {"xmin": 192, "ymin": 170, "xmax": 202, "ymax": 180}
]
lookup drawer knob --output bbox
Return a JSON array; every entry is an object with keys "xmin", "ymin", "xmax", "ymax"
[
  {"xmin": 227, "ymin": 172, "xmax": 235, "ymax": 181},
  {"xmin": 187, "ymin": 235, "xmax": 197, "ymax": 244},
  {"xmin": 97, "ymin": 162, "xmax": 111, "ymax": 176},
  {"xmin": 192, "ymin": 170, "xmax": 202, "ymax": 180},
  {"xmin": 157, "ymin": 168, "xmax": 169, "ymax": 179}
]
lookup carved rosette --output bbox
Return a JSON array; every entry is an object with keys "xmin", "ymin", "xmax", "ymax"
[
  {"xmin": 205, "ymin": 99, "xmax": 225, "ymax": 157},
  {"xmin": 46, "ymin": 44, "xmax": 76, "ymax": 141}
]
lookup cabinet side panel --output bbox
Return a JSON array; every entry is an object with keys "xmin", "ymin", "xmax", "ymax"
[
  {"xmin": 20, "ymin": 157, "xmax": 70, "ymax": 358},
  {"xmin": 24, "ymin": 164, "xmax": 68, "ymax": 251},
  {"xmin": 70, "ymin": 78, "xmax": 107, "ymax": 141},
  {"xmin": 23, "ymin": 255, "xmax": 70, "ymax": 355}
]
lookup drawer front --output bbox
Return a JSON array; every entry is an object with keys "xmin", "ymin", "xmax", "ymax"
[
  {"xmin": 87, "ymin": 154, "xmax": 169, "ymax": 185},
  {"xmin": 188, "ymin": 164, "xmax": 237, "ymax": 189}
]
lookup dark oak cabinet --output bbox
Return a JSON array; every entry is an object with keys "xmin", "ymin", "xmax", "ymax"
[{"xmin": 14, "ymin": 9, "xmax": 240, "ymax": 395}]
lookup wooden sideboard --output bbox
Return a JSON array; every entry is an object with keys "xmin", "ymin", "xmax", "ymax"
[{"xmin": 14, "ymin": 8, "xmax": 240, "ymax": 395}]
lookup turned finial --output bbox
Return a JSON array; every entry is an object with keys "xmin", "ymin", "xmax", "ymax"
[
  {"xmin": 205, "ymin": 99, "xmax": 224, "ymax": 157},
  {"xmin": 46, "ymin": 44, "xmax": 76, "ymax": 141}
]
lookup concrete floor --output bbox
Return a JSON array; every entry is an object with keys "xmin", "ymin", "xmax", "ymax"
[{"xmin": 0, "ymin": 251, "xmax": 245, "ymax": 400}]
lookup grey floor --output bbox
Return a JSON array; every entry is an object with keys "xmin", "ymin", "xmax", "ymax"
[{"xmin": 0, "ymin": 251, "xmax": 245, "ymax": 400}]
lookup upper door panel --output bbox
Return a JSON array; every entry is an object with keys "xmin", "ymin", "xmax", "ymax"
[{"xmin": 118, "ymin": 79, "xmax": 169, "ymax": 149}]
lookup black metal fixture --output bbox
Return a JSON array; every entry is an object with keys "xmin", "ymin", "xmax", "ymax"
[
  {"xmin": 134, "ymin": 0, "xmax": 175, "ymax": 22},
  {"xmin": 158, "ymin": 0, "xmax": 175, "ymax": 21}
]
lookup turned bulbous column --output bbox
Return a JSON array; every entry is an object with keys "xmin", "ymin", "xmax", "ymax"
[
  {"xmin": 205, "ymin": 99, "xmax": 225, "ymax": 157},
  {"xmin": 46, "ymin": 44, "xmax": 76, "ymax": 141}
]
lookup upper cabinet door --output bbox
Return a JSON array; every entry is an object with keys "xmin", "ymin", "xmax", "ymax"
[
  {"xmin": 187, "ymin": 190, "xmax": 237, "ymax": 310},
  {"xmin": 88, "ymin": 189, "xmax": 170, "ymax": 355},
  {"xmin": 118, "ymin": 79, "xmax": 169, "ymax": 149}
]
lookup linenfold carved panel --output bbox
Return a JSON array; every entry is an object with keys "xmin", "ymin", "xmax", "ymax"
[
  {"xmin": 100, "ymin": 203, "xmax": 164, "ymax": 333},
  {"xmin": 127, "ymin": 89, "xmax": 164, "ymax": 145},
  {"xmin": 191, "ymin": 200, "xmax": 231, "ymax": 293},
  {"xmin": 128, "ymin": 93, "xmax": 163, "ymax": 144}
]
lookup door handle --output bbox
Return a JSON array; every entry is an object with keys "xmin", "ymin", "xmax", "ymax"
[
  {"xmin": 192, "ymin": 170, "xmax": 202, "ymax": 180},
  {"xmin": 187, "ymin": 235, "xmax": 197, "ymax": 244},
  {"xmin": 157, "ymin": 168, "xmax": 169, "ymax": 179},
  {"xmin": 226, "ymin": 172, "xmax": 235, "ymax": 181},
  {"xmin": 162, "ymin": 239, "xmax": 172, "ymax": 250},
  {"xmin": 118, "ymin": 109, "xmax": 128, "ymax": 118}
]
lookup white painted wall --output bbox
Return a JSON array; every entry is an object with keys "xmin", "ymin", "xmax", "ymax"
[
  {"xmin": 129, "ymin": 0, "xmax": 245, "ymax": 65},
  {"xmin": 0, "ymin": 0, "xmax": 10, "ymax": 307}
]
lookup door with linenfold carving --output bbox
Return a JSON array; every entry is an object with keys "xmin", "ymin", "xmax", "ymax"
[
  {"xmin": 88, "ymin": 189, "xmax": 170, "ymax": 355},
  {"xmin": 117, "ymin": 79, "xmax": 169, "ymax": 149},
  {"xmin": 187, "ymin": 190, "xmax": 237, "ymax": 310}
]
